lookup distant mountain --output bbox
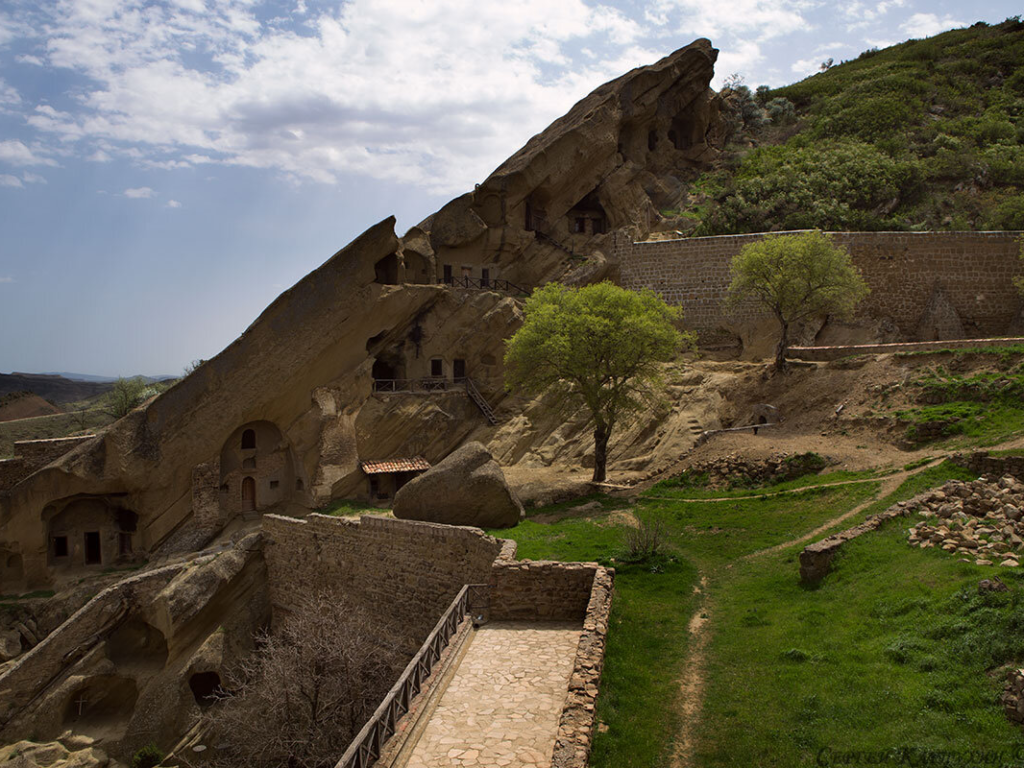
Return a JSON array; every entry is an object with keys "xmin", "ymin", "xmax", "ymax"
[
  {"xmin": 41, "ymin": 372, "xmax": 178, "ymax": 383},
  {"xmin": 1, "ymin": 373, "xmax": 113, "ymax": 404}
]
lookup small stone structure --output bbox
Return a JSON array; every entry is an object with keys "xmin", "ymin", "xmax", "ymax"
[
  {"xmin": 951, "ymin": 450, "xmax": 1024, "ymax": 478},
  {"xmin": 1002, "ymin": 668, "xmax": 1024, "ymax": 725},
  {"xmin": 680, "ymin": 451, "xmax": 827, "ymax": 491}
]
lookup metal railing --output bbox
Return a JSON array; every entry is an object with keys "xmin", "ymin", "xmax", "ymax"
[
  {"xmin": 371, "ymin": 378, "xmax": 458, "ymax": 394},
  {"xmin": 442, "ymin": 276, "xmax": 530, "ymax": 296},
  {"xmin": 335, "ymin": 584, "xmax": 491, "ymax": 768}
]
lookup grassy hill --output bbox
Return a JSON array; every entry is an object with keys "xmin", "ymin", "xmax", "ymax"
[{"xmin": 682, "ymin": 17, "xmax": 1024, "ymax": 235}]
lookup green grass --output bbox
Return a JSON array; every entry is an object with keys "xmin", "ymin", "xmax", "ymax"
[
  {"xmin": 648, "ymin": 468, "xmax": 885, "ymax": 500},
  {"xmin": 485, "ymin": 459, "xmax": 1014, "ymax": 767},
  {"xmin": 897, "ymin": 402, "xmax": 1024, "ymax": 447},
  {"xmin": 318, "ymin": 499, "xmax": 383, "ymax": 517}
]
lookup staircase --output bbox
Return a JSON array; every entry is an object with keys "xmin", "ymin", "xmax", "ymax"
[
  {"xmin": 464, "ymin": 378, "xmax": 498, "ymax": 425},
  {"xmin": 535, "ymin": 230, "xmax": 575, "ymax": 258}
]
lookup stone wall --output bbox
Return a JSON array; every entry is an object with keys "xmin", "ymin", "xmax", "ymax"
[
  {"xmin": 490, "ymin": 560, "xmax": 604, "ymax": 622},
  {"xmin": 0, "ymin": 437, "xmax": 95, "ymax": 492},
  {"xmin": 262, "ymin": 514, "xmax": 504, "ymax": 646},
  {"xmin": 951, "ymin": 451, "xmax": 1024, "ymax": 479},
  {"xmin": 616, "ymin": 230, "xmax": 1024, "ymax": 339}
]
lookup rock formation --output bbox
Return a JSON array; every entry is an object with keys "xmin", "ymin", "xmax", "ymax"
[
  {"xmin": 0, "ymin": 38, "xmax": 727, "ymax": 591},
  {"xmin": 393, "ymin": 442, "xmax": 524, "ymax": 528}
]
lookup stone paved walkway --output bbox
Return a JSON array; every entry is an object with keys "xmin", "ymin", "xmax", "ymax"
[{"xmin": 403, "ymin": 621, "xmax": 582, "ymax": 768}]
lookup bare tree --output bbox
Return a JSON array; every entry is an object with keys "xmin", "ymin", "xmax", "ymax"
[{"xmin": 203, "ymin": 592, "xmax": 409, "ymax": 768}]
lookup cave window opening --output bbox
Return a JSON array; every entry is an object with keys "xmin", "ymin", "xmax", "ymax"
[
  {"xmin": 480, "ymin": 268, "xmax": 490, "ymax": 288},
  {"xmin": 189, "ymin": 671, "xmax": 223, "ymax": 708},
  {"xmin": 374, "ymin": 253, "xmax": 400, "ymax": 285},
  {"xmin": 270, "ymin": 480, "xmax": 280, "ymax": 490},
  {"xmin": 648, "ymin": 129, "xmax": 658, "ymax": 151},
  {"xmin": 574, "ymin": 217, "xmax": 586, "ymax": 234},
  {"xmin": 241, "ymin": 429, "xmax": 256, "ymax": 450},
  {"xmin": 84, "ymin": 531, "xmax": 101, "ymax": 565},
  {"xmin": 295, "ymin": 478, "xmax": 304, "ymax": 491},
  {"xmin": 592, "ymin": 218, "xmax": 606, "ymax": 235},
  {"xmin": 443, "ymin": 264, "xmax": 453, "ymax": 284},
  {"xmin": 453, "ymin": 359, "xmax": 467, "ymax": 381},
  {"xmin": 430, "ymin": 358, "xmax": 444, "ymax": 378},
  {"xmin": 53, "ymin": 535, "xmax": 69, "ymax": 559}
]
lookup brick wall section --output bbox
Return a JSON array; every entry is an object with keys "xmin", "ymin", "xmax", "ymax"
[
  {"xmin": 262, "ymin": 514, "xmax": 503, "ymax": 647},
  {"xmin": 552, "ymin": 566, "xmax": 614, "ymax": 768},
  {"xmin": 0, "ymin": 436, "xmax": 96, "ymax": 492},
  {"xmin": 191, "ymin": 459, "xmax": 222, "ymax": 533},
  {"xmin": 616, "ymin": 231, "xmax": 1024, "ymax": 337},
  {"xmin": 489, "ymin": 561, "xmax": 602, "ymax": 621}
]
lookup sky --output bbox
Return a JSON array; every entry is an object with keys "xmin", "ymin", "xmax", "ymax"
[{"xmin": 0, "ymin": 0, "xmax": 1017, "ymax": 377}]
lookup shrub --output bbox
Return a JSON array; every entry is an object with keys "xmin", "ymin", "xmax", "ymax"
[
  {"xmin": 622, "ymin": 517, "xmax": 667, "ymax": 563},
  {"xmin": 131, "ymin": 744, "xmax": 163, "ymax": 768}
]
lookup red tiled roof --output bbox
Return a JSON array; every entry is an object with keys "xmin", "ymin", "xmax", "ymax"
[{"xmin": 360, "ymin": 456, "xmax": 431, "ymax": 475}]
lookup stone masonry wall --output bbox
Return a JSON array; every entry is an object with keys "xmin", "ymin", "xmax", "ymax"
[
  {"xmin": 262, "ymin": 514, "xmax": 504, "ymax": 647},
  {"xmin": 0, "ymin": 437, "xmax": 96, "ymax": 492},
  {"xmin": 616, "ymin": 231, "xmax": 1024, "ymax": 338},
  {"xmin": 951, "ymin": 451, "xmax": 1024, "ymax": 479},
  {"xmin": 490, "ymin": 560, "xmax": 603, "ymax": 622}
]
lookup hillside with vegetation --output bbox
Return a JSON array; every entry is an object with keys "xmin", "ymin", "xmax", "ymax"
[{"xmin": 677, "ymin": 17, "xmax": 1024, "ymax": 235}]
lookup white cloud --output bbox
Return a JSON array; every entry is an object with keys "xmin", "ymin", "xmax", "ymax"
[
  {"xmin": 900, "ymin": 13, "xmax": 965, "ymax": 38},
  {"xmin": 87, "ymin": 149, "xmax": 112, "ymax": 162},
  {"xmin": 16, "ymin": 54, "xmax": 43, "ymax": 66},
  {"xmin": 166, "ymin": 199, "xmax": 182, "ymax": 208},
  {"xmin": 22, "ymin": 172, "xmax": 46, "ymax": 184},
  {"xmin": 0, "ymin": 276, "xmax": 15, "ymax": 283},
  {"xmin": 123, "ymin": 186, "xmax": 156, "ymax": 198},
  {"xmin": 0, "ymin": 174, "xmax": 24, "ymax": 187},
  {"xmin": 655, "ymin": 0, "xmax": 813, "ymax": 41},
  {"xmin": 0, "ymin": 78, "xmax": 20, "ymax": 108},
  {"xmin": 0, "ymin": 140, "xmax": 58, "ymax": 167},
  {"xmin": 713, "ymin": 39, "xmax": 765, "ymax": 87},
  {"xmin": 0, "ymin": 0, "xmax": 682, "ymax": 193}
]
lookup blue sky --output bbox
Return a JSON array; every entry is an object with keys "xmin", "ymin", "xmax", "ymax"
[{"xmin": 0, "ymin": 0, "xmax": 1017, "ymax": 377}]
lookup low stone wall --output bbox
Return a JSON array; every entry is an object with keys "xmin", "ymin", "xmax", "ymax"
[
  {"xmin": 799, "ymin": 494, "xmax": 930, "ymax": 583},
  {"xmin": 0, "ymin": 436, "xmax": 96, "ymax": 492},
  {"xmin": 490, "ymin": 561, "xmax": 602, "ymax": 622},
  {"xmin": 790, "ymin": 337, "xmax": 1024, "ymax": 361},
  {"xmin": 263, "ymin": 514, "xmax": 504, "ymax": 647},
  {"xmin": 951, "ymin": 451, "xmax": 1024, "ymax": 479},
  {"xmin": 0, "ymin": 562, "xmax": 185, "ymax": 731},
  {"xmin": 552, "ymin": 566, "xmax": 614, "ymax": 768}
]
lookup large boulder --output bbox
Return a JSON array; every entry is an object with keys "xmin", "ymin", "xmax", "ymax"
[{"xmin": 393, "ymin": 442, "xmax": 524, "ymax": 528}]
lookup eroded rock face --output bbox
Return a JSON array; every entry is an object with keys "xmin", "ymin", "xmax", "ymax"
[
  {"xmin": 0, "ymin": 741, "xmax": 122, "ymax": 768},
  {"xmin": 393, "ymin": 442, "xmax": 524, "ymax": 529}
]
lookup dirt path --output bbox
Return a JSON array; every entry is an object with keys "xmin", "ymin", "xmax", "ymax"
[{"xmin": 668, "ymin": 458, "xmax": 945, "ymax": 768}]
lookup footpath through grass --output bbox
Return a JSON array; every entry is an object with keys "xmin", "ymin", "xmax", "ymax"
[{"xmin": 491, "ymin": 460, "xmax": 1024, "ymax": 767}]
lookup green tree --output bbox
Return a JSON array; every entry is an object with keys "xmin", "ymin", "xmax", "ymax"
[
  {"xmin": 107, "ymin": 376, "xmax": 148, "ymax": 419},
  {"xmin": 504, "ymin": 282, "xmax": 690, "ymax": 483},
  {"xmin": 727, "ymin": 230, "xmax": 869, "ymax": 371}
]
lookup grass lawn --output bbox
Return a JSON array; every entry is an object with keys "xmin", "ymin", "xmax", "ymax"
[{"xmin": 488, "ymin": 460, "xmax": 1024, "ymax": 767}]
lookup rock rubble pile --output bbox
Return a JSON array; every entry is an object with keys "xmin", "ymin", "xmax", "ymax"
[{"xmin": 908, "ymin": 475, "xmax": 1024, "ymax": 567}]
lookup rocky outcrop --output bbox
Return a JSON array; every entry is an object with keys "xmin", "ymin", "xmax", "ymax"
[
  {"xmin": 393, "ymin": 442, "xmax": 524, "ymax": 528},
  {"xmin": 0, "ymin": 741, "xmax": 123, "ymax": 768}
]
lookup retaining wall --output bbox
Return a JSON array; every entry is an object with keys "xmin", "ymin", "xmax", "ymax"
[
  {"xmin": 616, "ymin": 230, "xmax": 1024, "ymax": 338},
  {"xmin": 0, "ymin": 436, "xmax": 96, "ymax": 492}
]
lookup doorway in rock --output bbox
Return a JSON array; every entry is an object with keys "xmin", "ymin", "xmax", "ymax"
[
  {"xmin": 84, "ymin": 531, "xmax": 101, "ymax": 565},
  {"xmin": 241, "ymin": 477, "xmax": 256, "ymax": 512},
  {"xmin": 453, "ymin": 359, "xmax": 466, "ymax": 381}
]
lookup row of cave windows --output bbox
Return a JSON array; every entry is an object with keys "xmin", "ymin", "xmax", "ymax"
[{"xmin": 51, "ymin": 531, "xmax": 132, "ymax": 565}]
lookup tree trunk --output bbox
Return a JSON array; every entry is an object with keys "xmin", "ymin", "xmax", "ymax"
[
  {"xmin": 775, "ymin": 319, "xmax": 789, "ymax": 372},
  {"xmin": 592, "ymin": 423, "xmax": 610, "ymax": 483}
]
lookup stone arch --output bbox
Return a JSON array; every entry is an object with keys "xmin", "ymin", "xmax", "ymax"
[{"xmin": 219, "ymin": 421, "xmax": 295, "ymax": 517}]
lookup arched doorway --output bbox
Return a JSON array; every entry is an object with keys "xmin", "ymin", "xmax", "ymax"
[{"xmin": 241, "ymin": 477, "xmax": 256, "ymax": 512}]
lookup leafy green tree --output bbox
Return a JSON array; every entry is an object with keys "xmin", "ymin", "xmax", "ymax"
[
  {"xmin": 504, "ymin": 282, "xmax": 691, "ymax": 483},
  {"xmin": 107, "ymin": 376, "xmax": 148, "ymax": 419},
  {"xmin": 727, "ymin": 231, "xmax": 869, "ymax": 371}
]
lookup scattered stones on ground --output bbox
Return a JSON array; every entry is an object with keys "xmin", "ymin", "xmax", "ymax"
[{"xmin": 908, "ymin": 475, "xmax": 1024, "ymax": 566}]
